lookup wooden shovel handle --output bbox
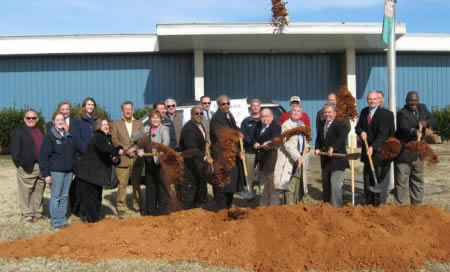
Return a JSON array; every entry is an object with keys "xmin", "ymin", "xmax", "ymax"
[
  {"xmin": 239, "ymin": 138, "xmax": 248, "ymax": 177},
  {"xmin": 363, "ymin": 138, "xmax": 376, "ymax": 172}
]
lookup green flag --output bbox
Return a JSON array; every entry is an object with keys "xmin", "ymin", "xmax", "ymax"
[{"xmin": 382, "ymin": 0, "xmax": 395, "ymax": 45}]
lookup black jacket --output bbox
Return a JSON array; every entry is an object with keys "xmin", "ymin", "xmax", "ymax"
[
  {"xmin": 355, "ymin": 107, "xmax": 394, "ymax": 166},
  {"xmin": 39, "ymin": 126, "xmax": 76, "ymax": 177},
  {"xmin": 315, "ymin": 119, "xmax": 350, "ymax": 171},
  {"xmin": 179, "ymin": 120, "xmax": 207, "ymax": 179},
  {"xmin": 76, "ymin": 130, "xmax": 121, "ymax": 186},
  {"xmin": 11, "ymin": 125, "xmax": 44, "ymax": 174},
  {"xmin": 395, "ymin": 103, "xmax": 436, "ymax": 163},
  {"xmin": 210, "ymin": 110, "xmax": 244, "ymax": 193},
  {"xmin": 253, "ymin": 120, "xmax": 281, "ymax": 170},
  {"xmin": 240, "ymin": 116, "xmax": 259, "ymax": 153}
]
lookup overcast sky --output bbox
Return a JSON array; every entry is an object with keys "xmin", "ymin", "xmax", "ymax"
[{"xmin": 1, "ymin": 0, "xmax": 449, "ymax": 35}]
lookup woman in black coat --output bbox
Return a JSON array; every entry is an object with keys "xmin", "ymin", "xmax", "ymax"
[{"xmin": 77, "ymin": 119, "xmax": 123, "ymax": 223}]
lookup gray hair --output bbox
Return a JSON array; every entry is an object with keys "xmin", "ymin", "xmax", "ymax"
[
  {"xmin": 164, "ymin": 98, "xmax": 176, "ymax": 106},
  {"xmin": 322, "ymin": 103, "xmax": 336, "ymax": 112},
  {"xmin": 261, "ymin": 108, "xmax": 273, "ymax": 117},
  {"xmin": 367, "ymin": 90, "xmax": 378, "ymax": 98},
  {"xmin": 250, "ymin": 98, "xmax": 261, "ymax": 105},
  {"xmin": 24, "ymin": 109, "xmax": 38, "ymax": 117},
  {"xmin": 216, "ymin": 95, "xmax": 230, "ymax": 105}
]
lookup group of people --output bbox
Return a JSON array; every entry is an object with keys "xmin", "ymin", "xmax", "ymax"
[{"xmin": 10, "ymin": 90, "xmax": 435, "ymax": 228}]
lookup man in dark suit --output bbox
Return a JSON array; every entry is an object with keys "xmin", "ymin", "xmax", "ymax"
[
  {"xmin": 316, "ymin": 93, "xmax": 337, "ymax": 139},
  {"xmin": 179, "ymin": 106, "xmax": 213, "ymax": 209},
  {"xmin": 356, "ymin": 91, "xmax": 394, "ymax": 206},
  {"xmin": 314, "ymin": 104, "xmax": 350, "ymax": 207},
  {"xmin": 11, "ymin": 109, "xmax": 46, "ymax": 222},
  {"xmin": 253, "ymin": 108, "xmax": 281, "ymax": 205},
  {"xmin": 210, "ymin": 95, "xmax": 245, "ymax": 210},
  {"xmin": 394, "ymin": 91, "xmax": 436, "ymax": 205}
]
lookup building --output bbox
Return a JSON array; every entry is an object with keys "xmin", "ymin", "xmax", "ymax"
[{"xmin": 1, "ymin": 23, "xmax": 449, "ymax": 137}]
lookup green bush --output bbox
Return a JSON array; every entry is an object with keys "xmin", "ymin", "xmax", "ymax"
[
  {"xmin": 432, "ymin": 105, "xmax": 450, "ymax": 140},
  {"xmin": 69, "ymin": 103, "xmax": 111, "ymax": 120},
  {"xmin": 0, "ymin": 107, "xmax": 45, "ymax": 148},
  {"xmin": 133, "ymin": 106, "xmax": 152, "ymax": 120}
]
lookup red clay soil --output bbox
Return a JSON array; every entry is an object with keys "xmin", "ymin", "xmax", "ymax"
[{"xmin": 0, "ymin": 204, "xmax": 449, "ymax": 271}]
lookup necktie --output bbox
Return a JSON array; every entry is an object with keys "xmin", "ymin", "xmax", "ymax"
[
  {"xmin": 367, "ymin": 113, "xmax": 372, "ymax": 125},
  {"xmin": 324, "ymin": 121, "xmax": 330, "ymax": 137},
  {"xmin": 206, "ymin": 111, "xmax": 210, "ymax": 121},
  {"xmin": 260, "ymin": 125, "xmax": 267, "ymax": 136},
  {"xmin": 297, "ymin": 122, "xmax": 304, "ymax": 153},
  {"xmin": 198, "ymin": 124, "xmax": 205, "ymax": 139}
]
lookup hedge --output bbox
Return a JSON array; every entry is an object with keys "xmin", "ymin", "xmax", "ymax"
[
  {"xmin": 433, "ymin": 105, "xmax": 450, "ymax": 140},
  {"xmin": 133, "ymin": 106, "xmax": 152, "ymax": 120},
  {"xmin": 0, "ymin": 107, "xmax": 45, "ymax": 148}
]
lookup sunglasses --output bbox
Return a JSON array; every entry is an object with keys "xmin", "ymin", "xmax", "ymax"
[
  {"xmin": 194, "ymin": 112, "xmax": 204, "ymax": 116},
  {"xmin": 25, "ymin": 117, "xmax": 37, "ymax": 120},
  {"xmin": 166, "ymin": 104, "xmax": 176, "ymax": 108},
  {"xmin": 221, "ymin": 102, "xmax": 230, "ymax": 106},
  {"xmin": 202, "ymin": 102, "xmax": 211, "ymax": 105}
]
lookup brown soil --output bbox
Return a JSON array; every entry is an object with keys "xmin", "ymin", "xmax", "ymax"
[{"xmin": 0, "ymin": 204, "xmax": 449, "ymax": 272}]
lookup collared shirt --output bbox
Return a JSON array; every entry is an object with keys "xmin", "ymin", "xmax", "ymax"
[
  {"xmin": 297, "ymin": 121, "xmax": 305, "ymax": 153},
  {"xmin": 196, "ymin": 123, "xmax": 205, "ymax": 139},
  {"xmin": 369, "ymin": 106, "xmax": 379, "ymax": 120},
  {"xmin": 203, "ymin": 110, "xmax": 211, "ymax": 121},
  {"xmin": 122, "ymin": 116, "xmax": 134, "ymax": 138}
]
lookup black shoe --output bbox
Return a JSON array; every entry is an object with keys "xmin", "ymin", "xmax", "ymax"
[{"xmin": 54, "ymin": 224, "xmax": 68, "ymax": 230}]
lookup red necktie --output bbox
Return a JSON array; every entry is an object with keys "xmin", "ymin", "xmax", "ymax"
[{"xmin": 367, "ymin": 113, "xmax": 372, "ymax": 125}]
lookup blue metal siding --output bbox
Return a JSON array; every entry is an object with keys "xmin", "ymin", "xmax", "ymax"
[
  {"xmin": 204, "ymin": 53, "xmax": 341, "ymax": 138},
  {"xmin": 356, "ymin": 53, "xmax": 450, "ymax": 111},
  {"xmin": 0, "ymin": 54, "xmax": 194, "ymax": 121}
]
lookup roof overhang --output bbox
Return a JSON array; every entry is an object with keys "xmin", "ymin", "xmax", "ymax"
[
  {"xmin": 156, "ymin": 23, "xmax": 407, "ymax": 53},
  {"xmin": 0, "ymin": 34, "xmax": 158, "ymax": 56}
]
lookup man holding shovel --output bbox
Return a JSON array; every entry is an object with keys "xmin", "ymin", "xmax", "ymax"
[
  {"xmin": 314, "ymin": 103, "xmax": 350, "ymax": 207},
  {"xmin": 356, "ymin": 91, "xmax": 394, "ymax": 206}
]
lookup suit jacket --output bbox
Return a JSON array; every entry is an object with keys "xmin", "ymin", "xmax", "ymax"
[
  {"xmin": 274, "ymin": 118, "xmax": 309, "ymax": 191},
  {"xmin": 179, "ymin": 120, "xmax": 207, "ymax": 179},
  {"xmin": 110, "ymin": 118, "xmax": 144, "ymax": 168},
  {"xmin": 137, "ymin": 124, "xmax": 170, "ymax": 165},
  {"xmin": 355, "ymin": 107, "xmax": 393, "ymax": 166},
  {"xmin": 209, "ymin": 110, "xmax": 244, "ymax": 193},
  {"xmin": 315, "ymin": 119, "xmax": 350, "ymax": 171},
  {"xmin": 253, "ymin": 120, "xmax": 281, "ymax": 170},
  {"xmin": 167, "ymin": 113, "xmax": 183, "ymax": 149},
  {"xmin": 201, "ymin": 110, "xmax": 214, "ymax": 142},
  {"xmin": 395, "ymin": 103, "xmax": 436, "ymax": 163},
  {"xmin": 11, "ymin": 125, "xmax": 44, "ymax": 174}
]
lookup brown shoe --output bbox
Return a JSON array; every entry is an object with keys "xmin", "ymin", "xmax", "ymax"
[{"xmin": 117, "ymin": 211, "xmax": 125, "ymax": 219}]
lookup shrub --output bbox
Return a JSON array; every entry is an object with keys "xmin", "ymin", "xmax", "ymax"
[
  {"xmin": 133, "ymin": 106, "xmax": 152, "ymax": 120},
  {"xmin": 69, "ymin": 104, "xmax": 111, "ymax": 120},
  {"xmin": 0, "ymin": 107, "xmax": 45, "ymax": 148},
  {"xmin": 432, "ymin": 105, "xmax": 450, "ymax": 140}
]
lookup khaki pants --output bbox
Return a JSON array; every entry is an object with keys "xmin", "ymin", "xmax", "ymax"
[
  {"xmin": 116, "ymin": 159, "xmax": 143, "ymax": 212},
  {"xmin": 244, "ymin": 153, "xmax": 256, "ymax": 188},
  {"xmin": 16, "ymin": 163, "xmax": 45, "ymax": 218},
  {"xmin": 283, "ymin": 164, "xmax": 304, "ymax": 205},
  {"xmin": 394, "ymin": 159, "xmax": 425, "ymax": 205}
]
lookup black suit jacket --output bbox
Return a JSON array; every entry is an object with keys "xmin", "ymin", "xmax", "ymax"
[
  {"xmin": 395, "ymin": 103, "xmax": 436, "ymax": 162},
  {"xmin": 253, "ymin": 121, "xmax": 281, "ymax": 170},
  {"xmin": 11, "ymin": 125, "xmax": 44, "ymax": 174},
  {"xmin": 315, "ymin": 119, "xmax": 350, "ymax": 171},
  {"xmin": 179, "ymin": 120, "xmax": 207, "ymax": 177},
  {"xmin": 355, "ymin": 107, "xmax": 393, "ymax": 165}
]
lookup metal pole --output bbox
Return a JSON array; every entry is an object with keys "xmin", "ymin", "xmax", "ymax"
[{"xmin": 388, "ymin": 0, "xmax": 397, "ymax": 191}]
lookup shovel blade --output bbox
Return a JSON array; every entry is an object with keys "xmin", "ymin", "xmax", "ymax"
[{"xmin": 240, "ymin": 190, "xmax": 256, "ymax": 200}]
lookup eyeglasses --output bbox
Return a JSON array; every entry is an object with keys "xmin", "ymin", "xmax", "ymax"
[
  {"xmin": 166, "ymin": 104, "xmax": 176, "ymax": 108},
  {"xmin": 25, "ymin": 117, "xmax": 37, "ymax": 120},
  {"xmin": 221, "ymin": 102, "xmax": 230, "ymax": 106},
  {"xmin": 202, "ymin": 102, "xmax": 211, "ymax": 105},
  {"xmin": 194, "ymin": 112, "xmax": 204, "ymax": 116}
]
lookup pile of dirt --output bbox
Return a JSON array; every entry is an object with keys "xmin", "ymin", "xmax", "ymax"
[{"xmin": 0, "ymin": 204, "xmax": 449, "ymax": 271}]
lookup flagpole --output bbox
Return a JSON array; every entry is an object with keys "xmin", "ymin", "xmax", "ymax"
[{"xmin": 388, "ymin": 0, "xmax": 397, "ymax": 191}]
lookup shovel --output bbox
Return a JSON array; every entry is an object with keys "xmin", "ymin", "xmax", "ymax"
[
  {"xmin": 363, "ymin": 138, "xmax": 382, "ymax": 193},
  {"xmin": 317, "ymin": 152, "xmax": 361, "ymax": 160},
  {"xmin": 239, "ymin": 139, "xmax": 256, "ymax": 200},
  {"xmin": 205, "ymin": 143, "xmax": 214, "ymax": 173}
]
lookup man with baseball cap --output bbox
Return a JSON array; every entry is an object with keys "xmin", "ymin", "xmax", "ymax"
[{"xmin": 279, "ymin": 96, "xmax": 311, "ymax": 130}]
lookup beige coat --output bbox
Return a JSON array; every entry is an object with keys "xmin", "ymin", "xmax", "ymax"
[
  {"xmin": 110, "ymin": 118, "xmax": 144, "ymax": 168},
  {"xmin": 273, "ymin": 118, "xmax": 309, "ymax": 191}
]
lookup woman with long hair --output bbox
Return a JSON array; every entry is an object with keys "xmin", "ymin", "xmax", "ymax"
[
  {"xmin": 39, "ymin": 112, "xmax": 75, "ymax": 229},
  {"xmin": 69, "ymin": 97, "xmax": 98, "ymax": 218},
  {"xmin": 77, "ymin": 119, "xmax": 123, "ymax": 222},
  {"xmin": 137, "ymin": 110, "xmax": 170, "ymax": 216}
]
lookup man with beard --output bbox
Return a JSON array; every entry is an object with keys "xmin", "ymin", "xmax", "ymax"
[
  {"xmin": 179, "ymin": 106, "xmax": 213, "ymax": 209},
  {"xmin": 209, "ymin": 95, "xmax": 245, "ymax": 210},
  {"xmin": 394, "ymin": 91, "xmax": 436, "ymax": 205}
]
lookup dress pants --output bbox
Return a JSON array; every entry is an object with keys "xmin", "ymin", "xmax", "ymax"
[
  {"xmin": 363, "ymin": 163, "xmax": 390, "ymax": 206},
  {"xmin": 79, "ymin": 178, "xmax": 103, "ymax": 223},
  {"xmin": 394, "ymin": 159, "xmax": 424, "ymax": 205},
  {"xmin": 321, "ymin": 168, "xmax": 344, "ymax": 207},
  {"xmin": 116, "ymin": 159, "xmax": 143, "ymax": 212},
  {"xmin": 145, "ymin": 163, "xmax": 169, "ymax": 216},
  {"xmin": 16, "ymin": 163, "xmax": 45, "ymax": 219}
]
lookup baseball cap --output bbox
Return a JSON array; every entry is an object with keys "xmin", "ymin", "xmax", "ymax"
[{"xmin": 290, "ymin": 96, "xmax": 301, "ymax": 103}]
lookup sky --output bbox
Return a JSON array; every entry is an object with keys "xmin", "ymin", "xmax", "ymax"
[{"xmin": 1, "ymin": 0, "xmax": 449, "ymax": 36}]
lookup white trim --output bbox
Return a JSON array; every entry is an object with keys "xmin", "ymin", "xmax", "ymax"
[
  {"xmin": 0, "ymin": 34, "xmax": 158, "ymax": 55},
  {"xmin": 397, "ymin": 34, "xmax": 450, "ymax": 52}
]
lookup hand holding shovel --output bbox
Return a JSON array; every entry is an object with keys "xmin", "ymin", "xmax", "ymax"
[{"xmin": 362, "ymin": 138, "xmax": 382, "ymax": 193}]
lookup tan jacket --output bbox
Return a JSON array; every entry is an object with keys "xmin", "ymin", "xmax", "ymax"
[
  {"xmin": 111, "ymin": 118, "xmax": 144, "ymax": 168},
  {"xmin": 273, "ymin": 118, "xmax": 309, "ymax": 191}
]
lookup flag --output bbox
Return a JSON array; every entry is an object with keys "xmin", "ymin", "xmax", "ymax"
[{"xmin": 382, "ymin": 0, "xmax": 395, "ymax": 45}]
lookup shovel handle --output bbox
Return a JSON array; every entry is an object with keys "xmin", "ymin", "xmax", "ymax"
[
  {"xmin": 417, "ymin": 123, "xmax": 423, "ymax": 141},
  {"xmin": 141, "ymin": 152, "xmax": 161, "ymax": 157},
  {"xmin": 362, "ymin": 138, "xmax": 376, "ymax": 172},
  {"xmin": 317, "ymin": 152, "xmax": 347, "ymax": 158},
  {"xmin": 239, "ymin": 138, "xmax": 249, "ymax": 177}
]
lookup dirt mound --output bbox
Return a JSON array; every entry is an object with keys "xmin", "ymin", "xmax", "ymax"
[{"xmin": 0, "ymin": 204, "xmax": 449, "ymax": 271}]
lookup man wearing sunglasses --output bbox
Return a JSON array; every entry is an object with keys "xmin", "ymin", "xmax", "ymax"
[
  {"xmin": 11, "ymin": 109, "xmax": 46, "ymax": 222},
  {"xmin": 164, "ymin": 98, "xmax": 183, "ymax": 151},
  {"xmin": 210, "ymin": 95, "xmax": 246, "ymax": 210},
  {"xmin": 179, "ymin": 106, "xmax": 213, "ymax": 209}
]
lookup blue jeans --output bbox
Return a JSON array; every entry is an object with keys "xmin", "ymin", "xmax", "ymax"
[{"xmin": 50, "ymin": 172, "xmax": 72, "ymax": 227}]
